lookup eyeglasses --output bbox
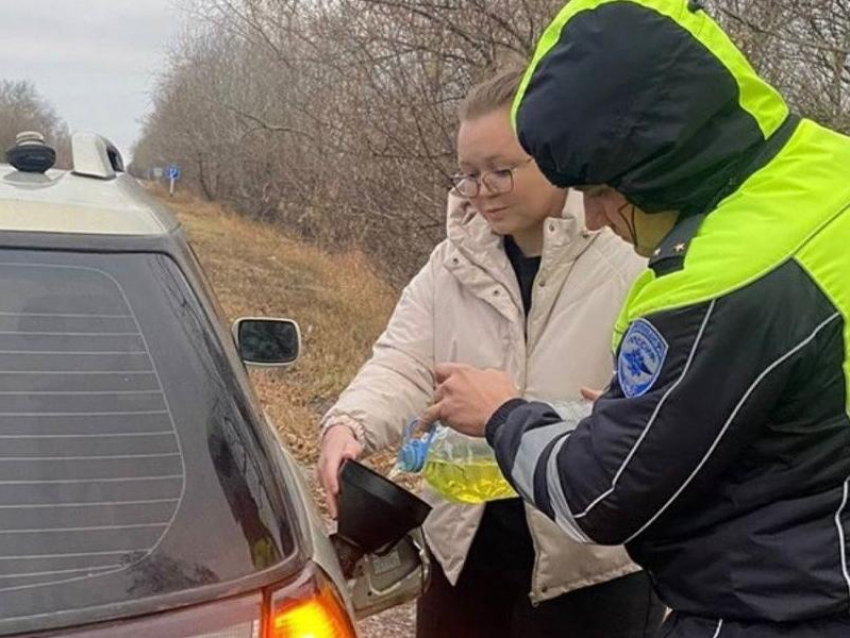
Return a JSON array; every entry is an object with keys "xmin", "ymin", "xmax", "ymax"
[{"xmin": 450, "ymin": 157, "xmax": 534, "ymax": 198}]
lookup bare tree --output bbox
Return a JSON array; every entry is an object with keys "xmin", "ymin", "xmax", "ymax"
[
  {"xmin": 710, "ymin": 0, "xmax": 850, "ymax": 131},
  {"xmin": 133, "ymin": 0, "xmax": 850, "ymax": 283}
]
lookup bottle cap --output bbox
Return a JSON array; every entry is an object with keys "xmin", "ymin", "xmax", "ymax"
[{"xmin": 396, "ymin": 418, "xmax": 437, "ymax": 472}]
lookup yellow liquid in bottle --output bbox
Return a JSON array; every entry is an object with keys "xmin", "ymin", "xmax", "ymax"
[{"xmin": 421, "ymin": 458, "xmax": 516, "ymax": 504}]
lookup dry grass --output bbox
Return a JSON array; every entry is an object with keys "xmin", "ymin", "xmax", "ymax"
[{"xmin": 150, "ymin": 185, "xmax": 398, "ymax": 468}]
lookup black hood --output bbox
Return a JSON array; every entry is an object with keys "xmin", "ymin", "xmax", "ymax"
[{"xmin": 513, "ymin": 0, "xmax": 790, "ymax": 215}]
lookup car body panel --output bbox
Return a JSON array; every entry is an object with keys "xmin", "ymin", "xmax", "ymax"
[{"xmin": 0, "ymin": 167, "xmax": 177, "ymax": 235}]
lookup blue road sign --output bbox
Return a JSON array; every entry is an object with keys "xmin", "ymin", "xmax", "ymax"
[{"xmin": 167, "ymin": 164, "xmax": 182, "ymax": 181}]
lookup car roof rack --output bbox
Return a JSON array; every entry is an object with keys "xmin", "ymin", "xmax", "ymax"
[{"xmin": 71, "ymin": 132, "xmax": 125, "ymax": 180}]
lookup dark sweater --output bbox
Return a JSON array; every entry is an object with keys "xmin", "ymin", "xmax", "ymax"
[{"xmin": 475, "ymin": 236, "xmax": 541, "ymax": 581}]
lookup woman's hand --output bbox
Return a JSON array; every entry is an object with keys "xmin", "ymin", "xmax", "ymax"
[
  {"xmin": 580, "ymin": 387, "xmax": 603, "ymax": 402},
  {"xmin": 317, "ymin": 425, "xmax": 363, "ymax": 519}
]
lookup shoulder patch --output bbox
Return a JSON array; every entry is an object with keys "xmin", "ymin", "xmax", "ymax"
[{"xmin": 617, "ymin": 319, "xmax": 668, "ymax": 398}]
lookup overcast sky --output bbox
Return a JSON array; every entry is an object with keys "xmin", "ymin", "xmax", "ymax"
[{"xmin": 0, "ymin": 1, "xmax": 185, "ymax": 160}]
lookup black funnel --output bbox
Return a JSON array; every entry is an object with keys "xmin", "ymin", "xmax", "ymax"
[{"xmin": 336, "ymin": 460, "xmax": 431, "ymax": 555}]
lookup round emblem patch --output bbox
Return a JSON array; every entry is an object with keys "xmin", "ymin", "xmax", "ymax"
[{"xmin": 617, "ymin": 319, "xmax": 668, "ymax": 398}]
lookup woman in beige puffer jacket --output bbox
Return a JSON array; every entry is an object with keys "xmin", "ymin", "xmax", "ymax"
[{"xmin": 318, "ymin": 68, "xmax": 664, "ymax": 638}]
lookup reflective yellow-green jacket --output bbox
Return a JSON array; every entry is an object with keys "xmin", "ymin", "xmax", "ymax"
[{"xmin": 485, "ymin": 0, "xmax": 850, "ymax": 633}]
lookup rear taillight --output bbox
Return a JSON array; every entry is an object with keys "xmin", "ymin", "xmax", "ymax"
[
  {"xmin": 12, "ymin": 567, "xmax": 354, "ymax": 638},
  {"xmin": 266, "ymin": 566, "xmax": 356, "ymax": 638}
]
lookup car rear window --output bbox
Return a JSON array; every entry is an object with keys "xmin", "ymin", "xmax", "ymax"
[{"xmin": 0, "ymin": 249, "xmax": 295, "ymax": 631}]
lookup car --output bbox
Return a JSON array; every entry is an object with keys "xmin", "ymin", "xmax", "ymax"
[{"xmin": 0, "ymin": 131, "xmax": 430, "ymax": 637}]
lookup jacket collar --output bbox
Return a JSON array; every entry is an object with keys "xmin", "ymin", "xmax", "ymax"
[{"xmin": 442, "ymin": 191, "xmax": 597, "ymax": 321}]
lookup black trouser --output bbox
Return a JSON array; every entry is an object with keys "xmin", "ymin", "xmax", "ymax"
[
  {"xmin": 661, "ymin": 613, "xmax": 850, "ymax": 638},
  {"xmin": 416, "ymin": 499, "xmax": 665, "ymax": 638}
]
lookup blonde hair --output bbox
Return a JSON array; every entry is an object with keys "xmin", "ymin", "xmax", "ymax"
[{"xmin": 458, "ymin": 65, "xmax": 526, "ymax": 121}]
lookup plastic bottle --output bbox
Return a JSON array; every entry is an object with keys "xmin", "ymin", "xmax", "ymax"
[
  {"xmin": 394, "ymin": 400, "xmax": 593, "ymax": 505},
  {"xmin": 395, "ymin": 419, "xmax": 515, "ymax": 504}
]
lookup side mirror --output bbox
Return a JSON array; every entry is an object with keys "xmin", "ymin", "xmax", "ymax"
[{"xmin": 231, "ymin": 317, "xmax": 301, "ymax": 367}]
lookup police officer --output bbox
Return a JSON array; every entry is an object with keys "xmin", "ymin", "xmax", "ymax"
[{"xmin": 420, "ymin": 0, "xmax": 850, "ymax": 636}]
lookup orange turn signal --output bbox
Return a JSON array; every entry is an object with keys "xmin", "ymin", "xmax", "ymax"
[{"xmin": 270, "ymin": 578, "xmax": 356, "ymax": 638}]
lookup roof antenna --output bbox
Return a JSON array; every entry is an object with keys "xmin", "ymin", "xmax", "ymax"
[{"xmin": 6, "ymin": 132, "xmax": 56, "ymax": 174}]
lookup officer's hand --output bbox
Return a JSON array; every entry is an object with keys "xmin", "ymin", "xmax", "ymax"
[
  {"xmin": 420, "ymin": 363, "xmax": 519, "ymax": 437},
  {"xmin": 318, "ymin": 425, "xmax": 363, "ymax": 519}
]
